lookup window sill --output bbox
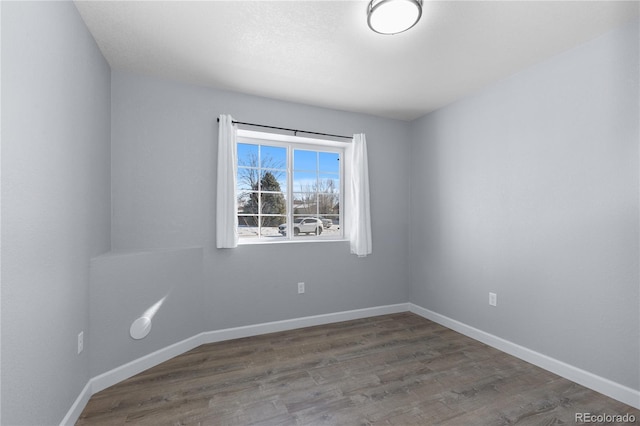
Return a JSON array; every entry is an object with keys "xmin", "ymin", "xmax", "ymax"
[{"xmin": 238, "ymin": 238, "xmax": 348, "ymax": 246}]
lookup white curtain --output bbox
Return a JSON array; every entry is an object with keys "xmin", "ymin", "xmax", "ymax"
[
  {"xmin": 348, "ymin": 133, "xmax": 372, "ymax": 257},
  {"xmin": 216, "ymin": 114, "xmax": 238, "ymax": 248}
]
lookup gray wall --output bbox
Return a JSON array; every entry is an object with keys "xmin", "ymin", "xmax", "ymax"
[
  {"xmin": 1, "ymin": 1, "xmax": 111, "ymax": 425},
  {"xmin": 90, "ymin": 248, "xmax": 204, "ymax": 377},
  {"xmin": 99, "ymin": 70, "xmax": 412, "ymax": 376},
  {"xmin": 409, "ymin": 20, "xmax": 639, "ymax": 390}
]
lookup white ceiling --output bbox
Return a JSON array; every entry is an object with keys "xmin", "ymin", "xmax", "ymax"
[{"xmin": 74, "ymin": 1, "xmax": 639, "ymax": 121}]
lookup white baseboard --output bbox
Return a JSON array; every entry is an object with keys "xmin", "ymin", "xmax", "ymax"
[
  {"xmin": 201, "ymin": 303, "xmax": 409, "ymax": 344},
  {"xmin": 61, "ymin": 334, "xmax": 205, "ymax": 426},
  {"xmin": 409, "ymin": 303, "xmax": 640, "ymax": 410},
  {"xmin": 91, "ymin": 334, "xmax": 205, "ymax": 395},
  {"xmin": 60, "ymin": 303, "xmax": 409, "ymax": 425},
  {"xmin": 60, "ymin": 381, "xmax": 93, "ymax": 426}
]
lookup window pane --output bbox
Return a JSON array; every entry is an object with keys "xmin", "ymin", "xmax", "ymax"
[
  {"xmin": 259, "ymin": 170, "xmax": 287, "ymax": 193},
  {"xmin": 261, "ymin": 146, "xmax": 286, "ymax": 170},
  {"xmin": 321, "ymin": 215, "xmax": 339, "ymax": 226},
  {"xmin": 237, "ymin": 143, "xmax": 258, "ymax": 167},
  {"xmin": 237, "ymin": 168, "xmax": 257, "ymax": 191},
  {"xmin": 260, "ymin": 215, "xmax": 285, "ymax": 228},
  {"xmin": 318, "ymin": 193, "xmax": 339, "ymax": 215},
  {"xmin": 293, "ymin": 192, "xmax": 316, "ymax": 215},
  {"xmin": 260, "ymin": 216, "xmax": 287, "ymax": 239},
  {"xmin": 318, "ymin": 174, "xmax": 339, "ymax": 193},
  {"xmin": 238, "ymin": 215, "xmax": 259, "ymax": 227},
  {"xmin": 320, "ymin": 215, "xmax": 340, "ymax": 238},
  {"xmin": 238, "ymin": 190, "xmax": 258, "ymax": 213},
  {"xmin": 237, "ymin": 191, "xmax": 252, "ymax": 211},
  {"xmin": 294, "ymin": 150, "xmax": 317, "ymax": 171},
  {"xmin": 261, "ymin": 192, "xmax": 287, "ymax": 215},
  {"xmin": 238, "ymin": 215, "xmax": 259, "ymax": 238},
  {"xmin": 319, "ymin": 152, "xmax": 340, "ymax": 173},
  {"xmin": 293, "ymin": 171, "xmax": 317, "ymax": 193}
]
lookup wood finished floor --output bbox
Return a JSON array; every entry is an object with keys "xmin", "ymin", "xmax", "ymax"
[{"xmin": 77, "ymin": 313, "xmax": 639, "ymax": 425}]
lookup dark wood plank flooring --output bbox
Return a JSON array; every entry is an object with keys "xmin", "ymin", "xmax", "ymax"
[{"xmin": 77, "ymin": 313, "xmax": 639, "ymax": 425}]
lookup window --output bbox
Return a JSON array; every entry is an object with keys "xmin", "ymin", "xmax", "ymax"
[{"xmin": 236, "ymin": 130, "xmax": 345, "ymax": 242}]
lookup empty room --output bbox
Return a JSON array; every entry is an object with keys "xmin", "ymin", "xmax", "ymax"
[{"xmin": 1, "ymin": 0, "xmax": 639, "ymax": 425}]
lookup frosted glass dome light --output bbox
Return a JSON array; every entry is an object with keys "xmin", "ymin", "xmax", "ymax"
[{"xmin": 367, "ymin": 0, "xmax": 423, "ymax": 35}]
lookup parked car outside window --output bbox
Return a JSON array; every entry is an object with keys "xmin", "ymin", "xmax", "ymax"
[
  {"xmin": 320, "ymin": 218, "xmax": 333, "ymax": 228},
  {"xmin": 278, "ymin": 217, "xmax": 323, "ymax": 236}
]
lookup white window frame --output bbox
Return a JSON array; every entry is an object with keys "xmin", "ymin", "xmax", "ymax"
[{"xmin": 236, "ymin": 129, "xmax": 349, "ymax": 244}]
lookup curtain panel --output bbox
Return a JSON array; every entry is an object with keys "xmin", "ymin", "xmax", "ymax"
[
  {"xmin": 216, "ymin": 114, "xmax": 239, "ymax": 248},
  {"xmin": 348, "ymin": 133, "xmax": 372, "ymax": 257}
]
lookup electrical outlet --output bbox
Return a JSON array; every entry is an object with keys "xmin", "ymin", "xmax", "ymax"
[
  {"xmin": 489, "ymin": 292, "xmax": 497, "ymax": 307},
  {"xmin": 78, "ymin": 331, "xmax": 84, "ymax": 354},
  {"xmin": 298, "ymin": 282, "xmax": 305, "ymax": 294}
]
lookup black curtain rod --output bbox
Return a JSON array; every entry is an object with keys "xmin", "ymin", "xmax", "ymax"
[{"xmin": 217, "ymin": 118, "xmax": 352, "ymax": 140}]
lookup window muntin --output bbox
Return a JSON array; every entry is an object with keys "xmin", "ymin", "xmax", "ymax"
[{"xmin": 236, "ymin": 133, "xmax": 344, "ymax": 243}]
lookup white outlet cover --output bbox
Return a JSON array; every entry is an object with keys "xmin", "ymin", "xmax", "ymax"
[{"xmin": 130, "ymin": 316, "xmax": 152, "ymax": 339}]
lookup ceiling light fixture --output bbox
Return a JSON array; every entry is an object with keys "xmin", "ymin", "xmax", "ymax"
[{"xmin": 367, "ymin": 0, "xmax": 423, "ymax": 35}]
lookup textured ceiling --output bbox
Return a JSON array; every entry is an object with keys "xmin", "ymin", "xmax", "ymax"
[{"xmin": 74, "ymin": 1, "xmax": 639, "ymax": 121}]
